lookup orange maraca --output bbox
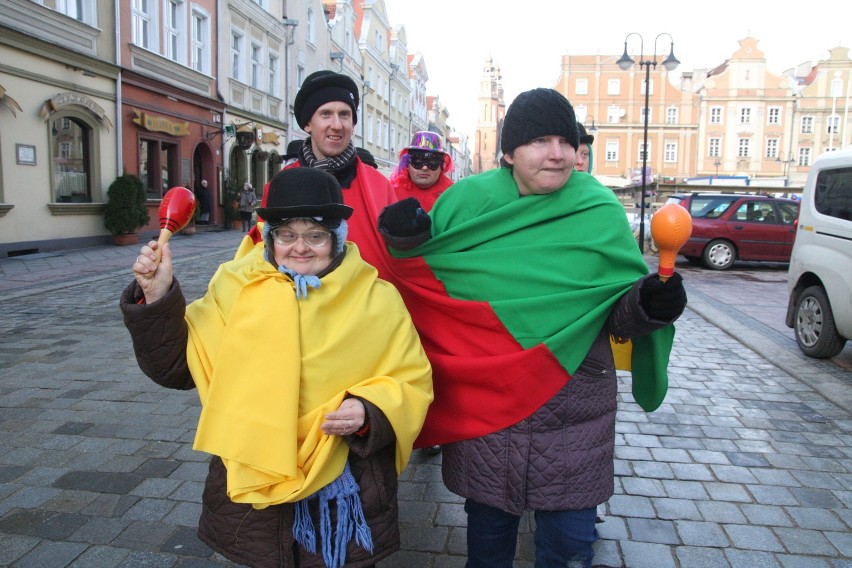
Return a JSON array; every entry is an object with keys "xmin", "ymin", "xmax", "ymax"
[{"xmin": 650, "ymin": 203, "xmax": 692, "ymax": 281}]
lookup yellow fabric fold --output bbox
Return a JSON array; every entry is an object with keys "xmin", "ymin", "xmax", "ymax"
[{"xmin": 185, "ymin": 243, "xmax": 433, "ymax": 507}]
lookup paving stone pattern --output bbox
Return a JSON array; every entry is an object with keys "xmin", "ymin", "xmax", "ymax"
[{"xmin": 0, "ymin": 233, "xmax": 850, "ymax": 567}]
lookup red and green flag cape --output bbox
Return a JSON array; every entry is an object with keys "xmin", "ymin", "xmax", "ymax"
[{"xmin": 383, "ymin": 169, "xmax": 675, "ymax": 447}]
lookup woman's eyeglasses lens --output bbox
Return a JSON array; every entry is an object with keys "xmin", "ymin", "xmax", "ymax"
[
  {"xmin": 409, "ymin": 153, "xmax": 443, "ymax": 170},
  {"xmin": 272, "ymin": 229, "xmax": 331, "ymax": 247}
]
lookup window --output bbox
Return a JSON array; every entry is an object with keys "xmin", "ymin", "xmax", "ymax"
[
  {"xmin": 813, "ymin": 166, "xmax": 852, "ymax": 221},
  {"xmin": 740, "ymin": 108, "xmax": 752, "ymax": 124},
  {"xmin": 139, "ymin": 139, "xmax": 179, "ymax": 200},
  {"xmin": 307, "ymin": 8, "xmax": 315, "ymax": 44},
  {"xmin": 664, "ymin": 142, "xmax": 677, "ymax": 163},
  {"xmin": 640, "ymin": 107, "xmax": 652, "ymax": 123},
  {"xmin": 575, "ymin": 105, "xmax": 588, "ymax": 122},
  {"xmin": 638, "ymin": 142, "xmax": 649, "ymax": 162},
  {"xmin": 190, "ymin": 9, "xmax": 209, "ymax": 73},
  {"xmin": 575, "ymin": 79, "xmax": 588, "ymax": 96},
  {"xmin": 231, "ymin": 31, "xmax": 244, "ymax": 81},
  {"xmin": 708, "ymin": 137, "xmax": 721, "ymax": 158},
  {"xmin": 606, "ymin": 141, "xmax": 618, "ymax": 162},
  {"xmin": 666, "ymin": 107, "xmax": 678, "ymax": 125},
  {"xmin": 767, "ymin": 107, "xmax": 781, "ymax": 125},
  {"xmin": 163, "ymin": 0, "xmax": 182, "ymax": 62},
  {"xmin": 801, "ymin": 116, "xmax": 814, "ymax": 134},
  {"xmin": 710, "ymin": 107, "xmax": 723, "ymax": 124},
  {"xmin": 738, "ymin": 138, "xmax": 751, "ymax": 157},
  {"xmin": 607, "ymin": 105, "xmax": 620, "ymax": 124},
  {"xmin": 798, "ymin": 147, "xmax": 811, "ymax": 166},
  {"xmin": 640, "ymin": 79, "xmax": 653, "ymax": 96},
  {"xmin": 56, "ymin": 0, "xmax": 96, "ymax": 25},
  {"xmin": 830, "ymin": 78, "xmax": 843, "ymax": 97},
  {"xmin": 827, "ymin": 115, "xmax": 840, "ymax": 134},
  {"xmin": 607, "ymin": 79, "xmax": 620, "ymax": 96},
  {"xmin": 250, "ymin": 43, "xmax": 263, "ymax": 89},
  {"xmin": 268, "ymin": 54, "xmax": 279, "ymax": 96},
  {"xmin": 765, "ymin": 139, "xmax": 779, "ymax": 159},
  {"xmin": 51, "ymin": 114, "xmax": 95, "ymax": 203},
  {"xmin": 367, "ymin": 113, "xmax": 374, "ymax": 144},
  {"xmin": 131, "ymin": 0, "xmax": 155, "ymax": 49}
]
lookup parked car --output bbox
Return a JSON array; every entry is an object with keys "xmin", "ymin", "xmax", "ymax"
[
  {"xmin": 786, "ymin": 149, "xmax": 852, "ymax": 358},
  {"xmin": 664, "ymin": 192, "xmax": 800, "ymax": 270}
]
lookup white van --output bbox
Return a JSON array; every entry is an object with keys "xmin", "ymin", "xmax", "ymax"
[{"xmin": 786, "ymin": 148, "xmax": 852, "ymax": 358}]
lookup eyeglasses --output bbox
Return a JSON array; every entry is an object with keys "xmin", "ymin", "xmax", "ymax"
[
  {"xmin": 408, "ymin": 152, "xmax": 444, "ymax": 170},
  {"xmin": 271, "ymin": 228, "xmax": 332, "ymax": 247}
]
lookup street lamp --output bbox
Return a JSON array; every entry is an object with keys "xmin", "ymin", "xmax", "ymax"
[
  {"xmin": 586, "ymin": 116, "xmax": 598, "ymax": 135},
  {"xmin": 617, "ymin": 32, "xmax": 679, "ymax": 253},
  {"xmin": 714, "ymin": 158, "xmax": 721, "ymax": 178}
]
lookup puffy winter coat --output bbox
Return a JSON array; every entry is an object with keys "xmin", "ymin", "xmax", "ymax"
[
  {"xmin": 120, "ymin": 279, "xmax": 408, "ymax": 568},
  {"xmin": 441, "ymin": 275, "xmax": 676, "ymax": 516}
]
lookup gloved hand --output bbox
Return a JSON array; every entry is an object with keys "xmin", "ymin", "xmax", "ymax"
[
  {"xmin": 639, "ymin": 272, "xmax": 687, "ymax": 321},
  {"xmin": 378, "ymin": 197, "xmax": 431, "ymax": 237}
]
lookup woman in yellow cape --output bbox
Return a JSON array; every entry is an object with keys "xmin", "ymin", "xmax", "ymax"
[{"xmin": 121, "ymin": 168, "xmax": 433, "ymax": 568}]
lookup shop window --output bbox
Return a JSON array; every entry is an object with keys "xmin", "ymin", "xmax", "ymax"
[
  {"xmin": 51, "ymin": 114, "xmax": 94, "ymax": 203},
  {"xmin": 139, "ymin": 138, "xmax": 179, "ymax": 200}
]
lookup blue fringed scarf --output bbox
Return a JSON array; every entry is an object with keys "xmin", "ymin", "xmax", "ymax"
[{"xmin": 293, "ymin": 461, "xmax": 374, "ymax": 568}]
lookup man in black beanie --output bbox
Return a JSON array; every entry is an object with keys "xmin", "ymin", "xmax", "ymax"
[
  {"xmin": 238, "ymin": 70, "xmax": 400, "ymax": 300},
  {"xmin": 377, "ymin": 87, "xmax": 687, "ymax": 568}
]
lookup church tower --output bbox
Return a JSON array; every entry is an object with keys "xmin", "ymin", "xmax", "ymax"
[{"xmin": 473, "ymin": 56, "xmax": 506, "ymax": 173}]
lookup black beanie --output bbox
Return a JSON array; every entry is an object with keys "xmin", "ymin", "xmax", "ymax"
[
  {"xmin": 294, "ymin": 71, "xmax": 359, "ymax": 129},
  {"xmin": 500, "ymin": 88, "xmax": 579, "ymax": 155}
]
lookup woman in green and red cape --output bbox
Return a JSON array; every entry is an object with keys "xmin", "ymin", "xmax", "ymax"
[{"xmin": 377, "ymin": 88, "xmax": 687, "ymax": 568}]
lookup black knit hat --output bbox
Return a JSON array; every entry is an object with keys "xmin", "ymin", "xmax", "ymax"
[
  {"xmin": 256, "ymin": 168, "xmax": 353, "ymax": 228},
  {"xmin": 500, "ymin": 88, "xmax": 579, "ymax": 154},
  {"xmin": 294, "ymin": 71, "xmax": 359, "ymax": 129},
  {"xmin": 578, "ymin": 123, "xmax": 595, "ymax": 145}
]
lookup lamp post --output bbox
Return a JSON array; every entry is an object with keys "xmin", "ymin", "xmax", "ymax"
[
  {"xmin": 586, "ymin": 116, "xmax": 598, "ymax": 135},
  {"xmin": 617, "ymin": 32, "xmax": 679, "ymax": 253},
  {"xmin": 714, "ymin": 158, "xmax": 721, "ymax": 179}
]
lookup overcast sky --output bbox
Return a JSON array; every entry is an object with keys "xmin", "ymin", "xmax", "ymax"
[{"xmin": 384, "ymin": 0, "xmax": 851, "ymax": 143}]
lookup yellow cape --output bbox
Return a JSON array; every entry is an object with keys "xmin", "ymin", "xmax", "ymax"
[{"xmin": 185, "ymin": 243, "xmax": 433, "ymax": 507}]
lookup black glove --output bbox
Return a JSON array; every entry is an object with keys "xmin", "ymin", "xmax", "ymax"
[
  {"xmin": 378, "ymin": 197, "xmax": 431, "ymax": 237},
  {"xmin": 639, "ymin": 272, "xmax": 687, "ymax": 321}
]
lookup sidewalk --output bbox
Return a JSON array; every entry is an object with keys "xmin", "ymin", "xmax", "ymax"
[{"xmin": 1, "ymin": 231, "xmax": 851, "ymax": 567}]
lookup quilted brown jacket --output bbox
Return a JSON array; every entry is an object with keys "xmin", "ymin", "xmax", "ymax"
[
  {"xmin": 120, "ymin": 279, "xmax": 401, "ymax": 568},
  {"xmin": 441, "ymin": 274, "xmax": 679, "ymax": 516}
]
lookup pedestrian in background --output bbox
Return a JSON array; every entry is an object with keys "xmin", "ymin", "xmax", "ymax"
[
  {"xmin": 239, "ymin": 182, "xmax": 257, "ymax": 232},
  {"xmin": 377, "ymin": 88, "xmax": 686, "ymax": 568},
  {"xmin": 575, "ymin": 123, "xmax": 595, "ymax": 174},
  {"xmin": 390, "ymin": 131, "xmax": 454, "ymax": 212},
  {"xmin": 238, "ymin": 70, "xmax": 397, "ymax": 278},
  {"xmin": 121, "ymin": 167, "xmax": 433, "ymax": 568},
  {"xmin": 195, "ymin": 179, "xmax": 211, "ymax": 224}
]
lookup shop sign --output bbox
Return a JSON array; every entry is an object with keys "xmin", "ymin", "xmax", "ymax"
[{"xmin": 132, "ymin": 109, "xmax": 190, "ymax": 136}]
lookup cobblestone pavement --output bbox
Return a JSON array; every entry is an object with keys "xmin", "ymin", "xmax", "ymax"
[{"xmin": 1, "ymin": 230, "xmax": 851, "ymax": 567}]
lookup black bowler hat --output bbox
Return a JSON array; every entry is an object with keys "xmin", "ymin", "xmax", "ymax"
[
  {"xmin": 294, "ymin": 70, "xmax": 359, "ymax": 129},
  {"xmin": 256, "ymin": 168, "xmax": 353, "ymax": 227}
]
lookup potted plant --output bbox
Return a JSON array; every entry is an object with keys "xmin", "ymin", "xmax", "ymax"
[{"xmin": 103, "ymin": 174, "xmax": 150, "ymax": 246}]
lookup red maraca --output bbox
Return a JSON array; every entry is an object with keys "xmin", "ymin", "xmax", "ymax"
[
  {"xmin": 154, "ymin": 186, "xmax": 197, "ymax": 262},
  {"xmin": 650, "ymin": 203, "xmax": 692, "ymax": 281}
]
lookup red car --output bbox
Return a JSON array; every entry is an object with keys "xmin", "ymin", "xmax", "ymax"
[{"xmin": 666, "ymin": 193, "xmax": 800, "ymax": 270}]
